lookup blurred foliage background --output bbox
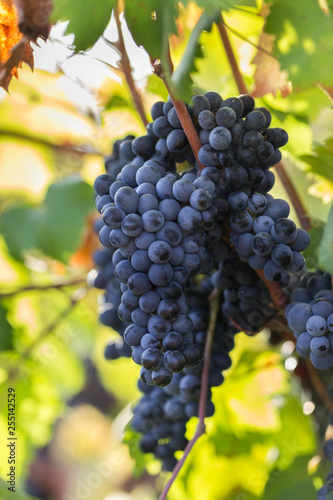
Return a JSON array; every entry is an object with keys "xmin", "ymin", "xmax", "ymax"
[{"xmin": 0, "ymin": 0, "xmax": 333, "ymax": 499}]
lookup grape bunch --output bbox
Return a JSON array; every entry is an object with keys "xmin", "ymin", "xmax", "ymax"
[
  {"xmin": 286, "ymin": 270, "xmax": 333, "ymax": 370},
  {"xmin": 92, "ymin": 89, "xmax": 317, "ymax": 383},
  {"xmin": 89, "ymin": 88, "xmax": 333, "ymax": 475}
]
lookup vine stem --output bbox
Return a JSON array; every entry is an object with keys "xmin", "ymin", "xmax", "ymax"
[
  {"xmin": 114, "ymin": 2, "xmax": 149, "ymax": 128},
  {"xmin": 215, "ymin": 16, "xmax": 311, "ymax": 231},
  {"xmin": 159, "ymin": 73, "xmax": 205, "ymax": 172},
  {"xmin": 273, "ymin": 162, "xmax": 312, "ymax": 231},
  {"xmin": 216, "ymin": 15, "xmax": 247, "ymax": 95},
  {"xmin": 256, "ymin": 270, "xmax": 289, "ymax": 310},
  {"xmin": 222, "ymin": 222, "xmax": 289, "ymax": 311},
  {"xmin": 159, "ymin": 289, "xmax": 221, "ymax": 500},
  {"xmin": 0, "ymin": 277, "xmax": 86, "ymax": 299}
]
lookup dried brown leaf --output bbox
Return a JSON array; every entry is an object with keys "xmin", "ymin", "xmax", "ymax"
[
  {"xmin": 252, "ymin": 31, "xmax": 292, "ymax": 98},
  {"xmin": 0, "ymin": 37, "xmax": 33, "ymax": 90},
  {"xmin": 0, "ymin": 0, "xmax": 51, "ymax": 90}
]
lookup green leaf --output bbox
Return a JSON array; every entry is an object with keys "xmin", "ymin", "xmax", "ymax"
[
  {"xmin": 265, "ymin": 0, "xmax": 333, "ymax": 88},
  {"xmin": 179, "ymin": 0, "xmax": 256, "ymax": 9},
  {"xmin": 302, "ymin": 220, "xmax": 325, "ymax": 270},
  {"xmin": 263, "ymin": 455, "xmax": 316, "ymax": 500},
  {"xmin": 104, "ymin": 93, "xmax": 132, "ymax": 111},
  {"xmin": 123, "ymin": 426, "xmax": 152, "ymax": 477},
  {"xmin": 0, "ymin": 303, "xmax": 13, "ymax": 351},
  {"xmin": 318, "ymin": 202, "xmax": 333, "ymax": 274},
  {"xmin": 300, "ymin": 137, "xmax": 333, "ymax": 184},
  {"xmin": 146, "ymin": 74, "xmax": 169, "ymax": 101},
  {"xmin": 171, "ymin": 11, "xmax": 219, "ymax": 101},
  {"xmin": 0, "ymin": 176, "xmax": 94, "ymax": 263},
  {"xmin": 52, "ymin": 0, "xmax": 116, "ymax": 51},
  {"xmin": 124, "ymin": 0, "xmax": 178, "ymax": 62}
]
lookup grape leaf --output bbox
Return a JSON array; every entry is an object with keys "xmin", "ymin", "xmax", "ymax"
[
  {"xmin": 263, "ymin": 455, "xmax": 316, "ymax": 499},
  {"xmin": 0, "ymin": 176, "xmax": 94, "ymax": 263},
  {"xmin": 124, "ymin": 0, "xmax": 178, "ymax": 62},
  {"xmin": 0, "ymin": 303, "xmax": 13, "ymax": 351},
  {"xmin": 264, "ymin": 0, "xmax": 333, "ymax": 88},
  {"xmin": 302, "ymin": 220, "xmax": 325, "ymax": 270},
  {"xmin": 52, "ymin": 0, "xmax": 116, "ymax": 51},
  {"xmin": 0, "ymin": 0, "xmax": 35, "ymax": 90},
  {"xmin": 300, "ymin": 137, "xmax": 333, "ymax": 184},
  {"xmin": 171, "ymin": 10, "xmax": 219, "ymax": 101},
  {"xmin": 123, "ymin": 427, "xmax": 152, "ymax": 477},
  {"xmin": 0, "ymin": 39, "xmax": 34, "ymax": 91},
  {"xmin": 179, "ymin": 0, "xmax": 256, "ymax": 9},
  {"xmin": 318, "ymin": 203, "xmax": 333, "ymax": 274}
]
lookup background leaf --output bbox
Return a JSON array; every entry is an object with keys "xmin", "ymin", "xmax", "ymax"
[
  {"xmin": 52, "ymin": 0, "xmax": 116, "ymax": 51},
  {"xmin": 263, "ymin": 455, "xmax": 316, "ymax": 500},
  {"xmin": 171, "ymin": 11, "xmax": 219, "ymax": 101},
  {"xmin": 318, "ymin": 203, "xmax": 333, "ymax": 273},
  {"xmin": 0, "ymin": 303, "xmax": 13, "ymax": 351},
  {"xmin": 0, "ymin": 176, "xmax": 94, "ymax": 263},
  {"xmin": 265, "ymin": 0, "xmax": 333, "ymax": 88},
  {"xmin": 124, "ymin": 0, "xmax": 178, "ymax": 62}
]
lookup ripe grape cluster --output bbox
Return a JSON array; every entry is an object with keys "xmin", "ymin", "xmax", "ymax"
[
  {"xmin": 90, "ymin": 88, "xmax": 332, "ymax": 472},
  {"xmin": 286, "ymin": 270, "xmax": 333, "ymax": 370}
]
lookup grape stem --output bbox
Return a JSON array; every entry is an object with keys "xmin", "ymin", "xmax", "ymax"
[
  {"xmin": 114, "ymin": 2, "xmax": 149, "ymax": 128},
  {"xmin": 274, "ymin": 161, "xmax": 312, "ymax": 231},
  {"xmin": 159, "ymin": 72, "xmax": 206, "ymax": 172},
  {"xmin": 228, "ymin": 317, "xmax": 257, "ymax": 337},
  {"xmin": 216, "ymin": 15, "xmax": 247, "ymax": 95},
  {"xmin": 256, "ymin": 270, "xmax": 289, "ymax": 310},
  {"xmin": 216, "ymin": 15, "xmax": 311, "ymax": 231},
  {"xmin": 0, "ymin": 277, "xmax": 86, "ymax": 299},
  {"xmin": 222, "ymin": 222, "xmax": 289, "ymax": 312},
  {"xmin": 159, "ymin": 289, "xmax": 221, "ymax": 500}
]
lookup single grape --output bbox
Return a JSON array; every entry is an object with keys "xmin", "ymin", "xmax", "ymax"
[
  {"xmin": 306, "ymin": 315, "xmax": 327, "ymax": 337},
  {"xmin": 310, "ymin": 336, "xmax": 330, "ymax": 356}
]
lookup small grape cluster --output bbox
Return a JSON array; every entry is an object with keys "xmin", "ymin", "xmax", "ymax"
[
  {"xmin": 131, "ymin": 282, "xmax": 236, "ymax": 471},
  {"xmin": 210, "ymin": 249, "xmax": 276, "ymax": 333},
  {"xmin": 228, "ymin": 192, "xmax": 310, "ymax": 286},
  {"xmin": 286, "ymin": 271, "xmax": 333, "ymax": 370}
]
